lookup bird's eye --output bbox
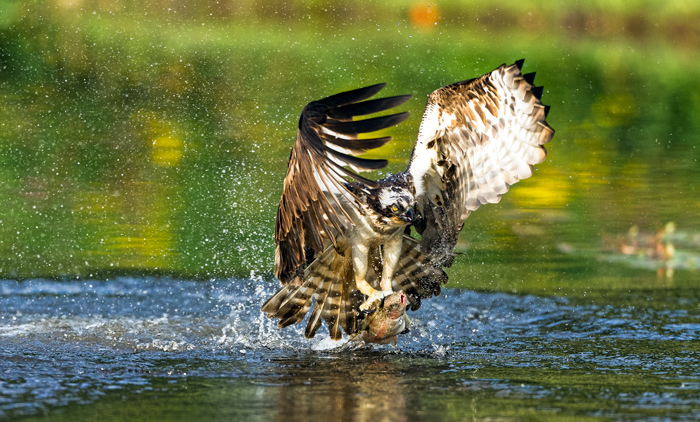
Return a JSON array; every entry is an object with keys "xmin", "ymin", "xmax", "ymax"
[{"xmin": 391, "ymin": 205, "xmax": 398, "ymax": 213}]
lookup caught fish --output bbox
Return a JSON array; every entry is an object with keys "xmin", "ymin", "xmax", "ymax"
[{"xmin": 352, "ymin": 291, "xmax": 411, "ymax": 346}]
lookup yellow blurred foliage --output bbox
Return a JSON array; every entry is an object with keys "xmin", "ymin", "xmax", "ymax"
[
  {"xmin": 511, "ymin": 167, "xmax": 572, "ymax": 209},
  {"xmin": 151, "ymin": 136, "xmax": 184, "ymax": 167},
  {"xmin": 129, "ymin": 110, "xmax": 185, "ymax": 167},
  {"xmin": 592, "ymin": 93, "xmax": 638, "ymax": 128},
  {"xmin": 620, "ymin": 159, "xmax": 649, "ymax": 189},
  {"xmin": 76, "ymin": 180, "xmax": 178, "ymax": 271}
]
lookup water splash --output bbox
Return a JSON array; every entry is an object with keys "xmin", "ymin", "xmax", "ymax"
[{"xmin": 1, "ymin": 277, "xmax": 698, "ymax": 420}]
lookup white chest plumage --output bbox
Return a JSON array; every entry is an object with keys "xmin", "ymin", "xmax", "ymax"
[{"xmin": 333, "ymin": 193, "xmax": 409, "ymax": 309}]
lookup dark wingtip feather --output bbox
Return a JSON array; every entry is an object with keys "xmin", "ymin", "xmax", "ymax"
[
  {"xmin": 523, "ymin": 72, "xmax": 536, "ymax": 85},
  {"xmin": 320, "ymin": 83, "xmax": 387, "ymax": 107},
  {"xmin": 323, "ymin": 146, "xmax": 389, "ymax": 170},
  {"xmin": 544, "ymin": 105, "xmax": 550, "ymax": 118},
  {"xmin": 324, "ymin": 111, "xmax": 409, "ymax": 135},
  {"xmin": 332, "ymin": 164, "xmax": 382, "ymax": 187},
  {"xmin": 531, "ymin": 86, "xmax": 543, "ymax": 100},
  {"xmin": 320, "ymin": 135, "xmax": 393, "ymax": 153},
  {"xmin": 514, "ymin": 59, "xmax": 525, "ymax": 71},
  {"xmin": 328, "ymin": 95, "xmax": 412, "ymax": 120}
]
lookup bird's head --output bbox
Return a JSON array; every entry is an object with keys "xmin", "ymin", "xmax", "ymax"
[{"xmin": 373, "ymin": 186, "xmax": 416, "ymax": 227}]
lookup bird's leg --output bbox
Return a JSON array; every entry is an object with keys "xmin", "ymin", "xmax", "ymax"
[
  {"xmin": 379, "ymin": 231, "xmax": 403, "ymax": 292},
  {"xmin": 353, "ymin": 243, "xmax": 389, "ymax": 312},
  {"xmin": 359, "ymin": 231, "xmax": 404, "ymax": 312}
]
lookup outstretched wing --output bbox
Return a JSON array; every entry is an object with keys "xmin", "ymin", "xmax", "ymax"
[
  {"xmin": 275, "ymin": 85, "xmax": 411, "ymax": 284},
  {"xmin": 408, "ymin": 60, "xmax": 554, "ymax": 267}
]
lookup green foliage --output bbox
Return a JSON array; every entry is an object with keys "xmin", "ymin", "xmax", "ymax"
[{"xmin": 0, "ymin": 1, "xmax": 699, "ymax": 286}]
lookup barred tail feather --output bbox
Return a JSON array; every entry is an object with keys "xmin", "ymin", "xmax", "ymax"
[
  {"xmin": 321, "ymin": 274, "xmax": 349, "ymax": 340},
  {"xmin": 304, "ymin": 276, "xmax": 333, "ymax": 338},
  {"xmin": 334, "ymin": 278, "xmax": 362, "ymax": 336},
  {"xmin": 308, "ymin": 245, "xmax": 359, "ymax": 340},
  {"xmin": 261, "ymin": 245, "xmax": 335, "ymax": 329},
  {"xmin": 335, "ymin": 286, "xmax": 351, "ymax": 338},
  {"xmin": 274, "ymin": 277, "xmax": 316, "ymax": 328},
  {"xmin": 261, "ymin": 283, "xmax": 296, "ymax": 315},
  {"xmin": 392, "ymin": 235, "xmax": 448, "ymax": 311},
  {"xmin": 262, "ymin": 243, "xmax": 363, "ymax": 340},
  {"xmin": 261, "ymin": 280, "xmax": 312, "ymax": 328}
]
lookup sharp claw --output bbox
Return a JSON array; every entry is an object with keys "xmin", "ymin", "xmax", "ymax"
[
  {"xmin": 399, "ymin": 328, "xmax": 410, "ymax": 335},
  {"xmin": 362, "ymin": 307, "xmax": 377, "ymax": 315},
  {"xmin": 359, "ymin": 290, "xmax": 392, "ymax": 314}
]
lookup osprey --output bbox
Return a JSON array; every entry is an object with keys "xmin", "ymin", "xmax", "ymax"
[{"xmin": 262, "ymin": 60, "xmax": 554, "ymax": 340}]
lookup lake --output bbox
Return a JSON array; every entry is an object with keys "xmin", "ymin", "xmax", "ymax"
[{"xmin": 2, "ymin": 277, "xmax": 699, "ymax": 421}]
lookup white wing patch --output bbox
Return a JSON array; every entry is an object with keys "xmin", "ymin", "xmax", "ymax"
[
  {"xmin": 411, "ymin": 102, "xmax": 446, "ymax": 198},
  {"xmin": 411, "ymin": 62, "xmax": 552, "ymax": 213},
  {"xmin": 407, "ymin": 60, "xmax": 554, "ymax": 266}
]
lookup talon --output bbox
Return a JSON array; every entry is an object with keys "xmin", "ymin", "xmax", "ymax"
[
  {"xmin": 362, "ymin": 307, "xmax": 377, "ymax": 315},
  {"xmin": 399, "ymin": 328, "xmax": 410, "ymax": 335},
  {"xmin": 379, "ymin": 296, "xmax": 387, "ymax": 309},
  {"xmin": 359, "ymin": 290, "xmax": 394, "ymax": 313}
]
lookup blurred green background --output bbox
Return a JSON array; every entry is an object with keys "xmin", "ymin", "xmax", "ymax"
[{"xmin": 0, "ymin": 0, "xmax": 699, "ymax": 293}]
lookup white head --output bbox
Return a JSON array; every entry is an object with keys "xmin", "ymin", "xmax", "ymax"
[{"xmin": 368, "ymin": 185, "xmax": 416, "ymax": 228}]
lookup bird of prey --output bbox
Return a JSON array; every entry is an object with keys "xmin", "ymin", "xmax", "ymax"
[{"xmin": 262, "ymin": 60, "xmax": 554, "ymax": 340}]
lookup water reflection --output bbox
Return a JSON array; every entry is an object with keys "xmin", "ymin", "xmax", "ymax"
[
  {"xmin": 1, "ymin": 277, "xmax": 698, "ymax": 420},
  {"xmin": 1, "ymin": 1, "xmax": 699, "ymax": 284},
  {"xmin": 601, "ymin": 222, "xmax": 700, "ymax": 278},
  {"xmin": 269, "ymin": 356, "xmax": 421, "ymax": 422}
]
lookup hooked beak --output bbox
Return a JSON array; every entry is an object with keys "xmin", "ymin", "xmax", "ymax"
[{"xmin": 399, "ymin": 207, "xmax": 415, "ymax": 223}]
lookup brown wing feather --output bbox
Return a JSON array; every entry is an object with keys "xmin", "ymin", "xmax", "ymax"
[
  {"xmin": 275, "ymin": 85, "xmax": 411, "ymax": 284},
  {"xmin": 408, "ymin": 60, "xmax": 555, "ymax": 268},
  {"xmin": 391, "ymin": 235, "xmax": 448, "ymax": 310}
]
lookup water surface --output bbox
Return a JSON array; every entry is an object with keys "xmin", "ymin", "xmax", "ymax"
[{"xmin": 1, "ymin": 277, "xmax": 698, "ymax": 421}]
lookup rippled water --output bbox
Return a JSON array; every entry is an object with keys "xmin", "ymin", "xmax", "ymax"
[{"xmin": 1, "ymin": 277, "xmax": 698, "ymax": 421}]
